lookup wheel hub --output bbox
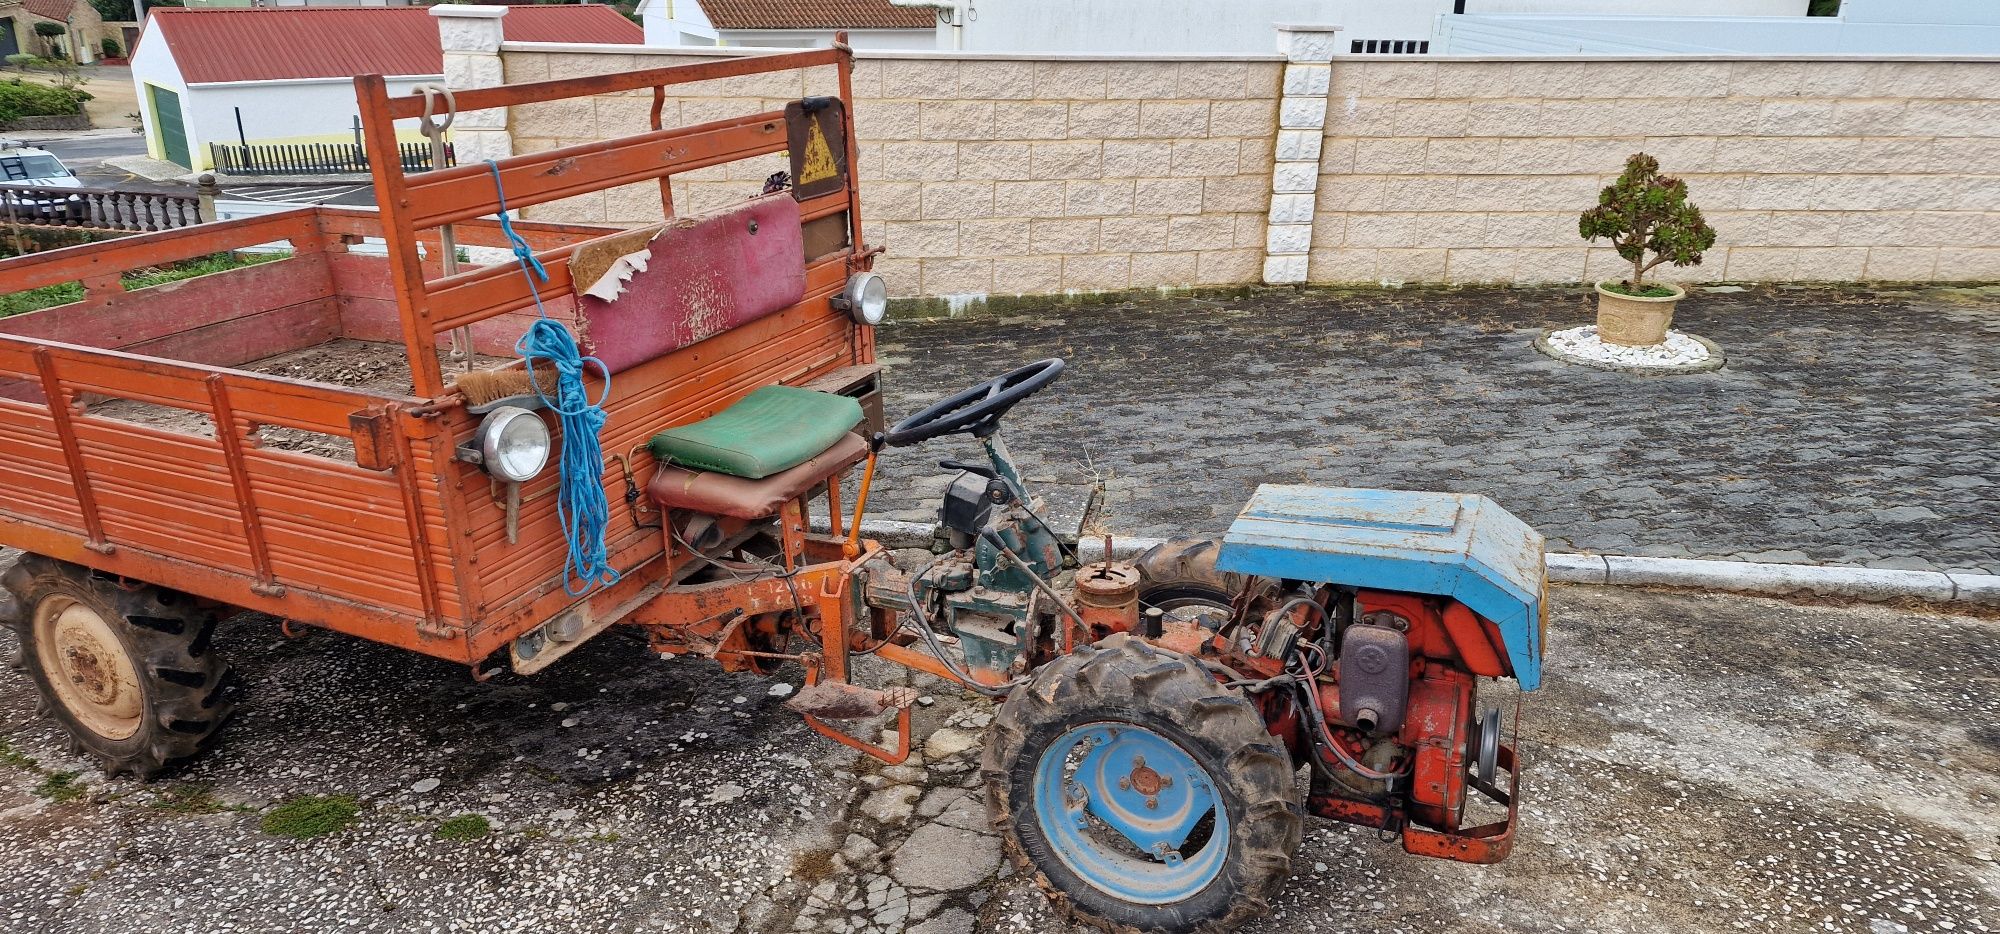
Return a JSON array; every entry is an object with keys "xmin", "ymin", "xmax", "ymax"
[
  {"xmin": 35, "ymin": 596, "xmax": 143, "ymax": 741},
  {"xmin": 1033, "ymin": 723, "xmax": 1229, "ymax": 904},
  {"xmin": 1128, "ymin": 761, "xmax": 1164, "ymax": 797}
]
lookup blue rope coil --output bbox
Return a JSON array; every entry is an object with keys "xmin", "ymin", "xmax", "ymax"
[{"xmin": 486, "ymin": 160, "xmax": 619, "ymax": 596}]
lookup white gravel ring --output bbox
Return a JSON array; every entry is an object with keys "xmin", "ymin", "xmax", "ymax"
[{"xmin": 1534, "ymin": 325, "xmax": 1725, "ymax": 374}]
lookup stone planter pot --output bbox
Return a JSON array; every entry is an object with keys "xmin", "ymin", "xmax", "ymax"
[{"xmin": 1595, "ymin": 281, "xmax": 1684, "ymax": 347}]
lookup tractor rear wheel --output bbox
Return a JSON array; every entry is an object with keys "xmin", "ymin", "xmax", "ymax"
[
  {"xmin": 984, "ymin": 634, "xmax": 1301, "ymax": 934},
  {"xmin": 1132, "ymin": 538, "xmax": 1244, "ymax": 628},
  {"xmin": 2, "ymin": 555, "xmax": 233, "ymax": 779}
]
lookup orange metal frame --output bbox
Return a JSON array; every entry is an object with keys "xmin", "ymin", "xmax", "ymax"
[{"xmin": 0, "ymin": 44, "xmax": 878, "ymax": 670}]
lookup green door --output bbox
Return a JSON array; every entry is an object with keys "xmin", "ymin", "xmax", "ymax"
[{"xmin": 148, "ymin": 85, "xmax": 191, "ymax": 169}]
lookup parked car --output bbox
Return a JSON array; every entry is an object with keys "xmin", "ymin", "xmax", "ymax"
[{"xmin": 0, "ymin": 140, "xmax": 84, "ymax": 217}]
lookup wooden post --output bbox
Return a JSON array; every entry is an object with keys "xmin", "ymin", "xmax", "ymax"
[
  {"xmin": 31, "ymin": 348, "xmax": 111, "ymax": 554},
  {"xmin": 355, "ymin": 73, "xmax": 446, "ymax": 398}
]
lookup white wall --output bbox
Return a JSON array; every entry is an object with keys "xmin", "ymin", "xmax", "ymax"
[
  {"xmin": 1439, "ymin": 6, "xmax": 2000, "ymax": 55},
  {"xmin": 181, "ymin": 77, "xmax": 434, "ymax": 167},
  {"xmin": 717, "ymin": 28, "xmax": 935, "ymax": 49},
  {"xmin": 1332, "ymin": 0, "xmax": 1807, "ymax": 52},
  {"xmin": 129, "ymin": 26, "xmax": 189, "ymax": 166},
  {"xmin": 954, "ymin": 0, "xmax": 1326, "ymax": 54},
  {"xmin": 640, "ymin": 0, "xmax": 718, "ymax": 46},
  {"xmin": 934, "ymin": 0, "xmax": 1806, "ymax": 54},
  {"xmin": 638, "ymin": 0, "xmax": 934, "ymax": 49},
  {"xmin": 1468, "ymin": 0, "xmax": 1805, "ymax": 14}
]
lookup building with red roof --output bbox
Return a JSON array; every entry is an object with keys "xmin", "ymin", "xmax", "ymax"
[
  {"xmin": 1, "ymin": 0, "xmax": 117, "ymax": 64},
  {"xmin": 129, "ymin": 5, "xmax": 642, "ymax": 171},
  {"xmin": 634, "ymin": 0, "xmax": 937, "ymax": 50}
]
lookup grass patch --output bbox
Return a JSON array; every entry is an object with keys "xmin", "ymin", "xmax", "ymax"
[
  {"xmin": 153, "ymin": 784, "xmax": 228, "ymax": 815},
  {"xmin": 259, "ymin": 794, "xmax": 359, "ymax": 839},
  {"xmin": 34, "ymin": 771, "xmax": 84, "ymax": 803},
  {"xmin": 0, "ymin": 250, "xmax": 287, "ymax": 319},
  {"xmin": 790, "ymin": 846, "xmax": 837, "ymax": 883},
  {"xmin": 122, "ymin": 250, "xmax": 285, "ymax": 292},
  {"xmin": 0, "ymin": 738, "xmax": 37, "ymax": 772},
  {"xmin": 433, "ymin": 813, "xmax": 490, "ymax": 841},
  {"xmin": 0, "ymin": 282, "xmax": 83, "ymax": 317}
]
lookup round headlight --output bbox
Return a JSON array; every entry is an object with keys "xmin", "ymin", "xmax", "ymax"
[
  {"xmin": 844, "ymin": 271, "xmax": 888, "ymax": 326},
  {"xmin": 478, "ymin": 406, "xmax": 551, "ymax": 482}
]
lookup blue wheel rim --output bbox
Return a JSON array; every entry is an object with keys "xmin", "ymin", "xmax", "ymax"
[{"xmin": 1030, "ymin": 722, "xmax": 1229, "ymax": 904}]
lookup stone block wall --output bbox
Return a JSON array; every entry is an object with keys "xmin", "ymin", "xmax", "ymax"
[
  {"xmin": 489, "ymin": 39, "xmax": 2000, "ymax": 294},
  {"xmin": 1312, "ymin": 59, "xmax": 2000, "ymax": 285},
  {"xmin": 501, "ymin": 48, "xmax": 1283, "ymax": 297}
]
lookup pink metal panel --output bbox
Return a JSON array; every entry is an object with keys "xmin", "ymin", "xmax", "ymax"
[{"xmin": 572, "ymin": 194, "xmax": 808, "ymax": 374}]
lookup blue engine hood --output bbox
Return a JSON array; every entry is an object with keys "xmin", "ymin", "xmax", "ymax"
[{"xmin": 1217, "ymin": 484, "xmax": 1546, "ymax": 690}]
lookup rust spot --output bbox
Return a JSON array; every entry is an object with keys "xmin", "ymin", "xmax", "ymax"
[
  {"xmin": 64, "ymin": 645, "xmax": 117, "ymax": 704},
  {"xmin": 1129, "ymin": 763, "xmax": 1164, "ymax": 796},
  {"xmin": 543, "ymin": 157, "xmax": 577, "ymax": 177}
]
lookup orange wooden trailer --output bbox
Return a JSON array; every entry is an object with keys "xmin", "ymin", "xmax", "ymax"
[{"xmin": 0, "ymin": 44, "xmax": 890, "ymax": 775}]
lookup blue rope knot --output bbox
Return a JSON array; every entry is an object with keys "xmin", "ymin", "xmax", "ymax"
[{"xmin": 487, "ymin": 160, "xmax": 618, "ymax": 596}]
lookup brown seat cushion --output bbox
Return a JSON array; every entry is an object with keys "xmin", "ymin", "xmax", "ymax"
[{"xmin": 647, "ymin": 432, "xmax": 867, "ymax": 520}]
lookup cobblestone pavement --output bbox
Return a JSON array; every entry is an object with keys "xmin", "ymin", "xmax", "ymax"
[
  {"xmin": 2, "ymin": 586, "xmax": 1995, "ymax": 933},
  {"xmin": 866, "ymin": 284, "xmax": 2000, "ymax": 575}
]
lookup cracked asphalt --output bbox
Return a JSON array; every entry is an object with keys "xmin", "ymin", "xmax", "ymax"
[
  {"xmin": 2, "ymin": 283, "xmax": 1998, "ymax": 933},
  {"xmin": 2, "ymin": 584, "xmax": 1996, "ymax": 934},
  {"xmin": 866, "ymin": 284, "xmax": 2000, "ymax": 575}
]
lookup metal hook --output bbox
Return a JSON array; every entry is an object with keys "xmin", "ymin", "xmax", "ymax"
[{"xmin": 416, "ymin": 84, "xmax": 457, "ymax": 138}]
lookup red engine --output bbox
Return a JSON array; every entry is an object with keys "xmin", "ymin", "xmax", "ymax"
[{"xmin": 1152, "ymin": 584, "xmax": 1522, "ymax": 864}]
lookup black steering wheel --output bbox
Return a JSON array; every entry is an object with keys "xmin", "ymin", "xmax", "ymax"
[{"xmin": 883, "ymin": 359, "xmax": 1066, "ymax": 447}]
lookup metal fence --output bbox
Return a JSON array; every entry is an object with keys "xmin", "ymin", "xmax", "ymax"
[
  {"xmin": 208, "ymin": 141, "xmax": 453, "ymax": 177},
  {"xmin": 0, "ymin": 184, "xmax": 206, "ymax": 233}
]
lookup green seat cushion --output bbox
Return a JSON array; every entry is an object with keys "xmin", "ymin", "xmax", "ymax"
[{"xmin": 648, "ymin": 385, "xmax": 864, "ymax": 480}]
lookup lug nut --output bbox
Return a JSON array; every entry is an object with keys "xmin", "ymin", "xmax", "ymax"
[
  {"xmin": 1145, "ymin": 796, "xmax": 1158, "ymax": 810},
  {"xmin": 1118, "ymin": 777, "xmax": 1131, "ymax": 790}
]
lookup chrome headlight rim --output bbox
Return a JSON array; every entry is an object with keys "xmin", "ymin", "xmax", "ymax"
[
  {"xmin": 842, "ymin": 271, "xmax": 888, "ymax": 326},
  {"xmin": 477, "ymin": 405, "xmax": 551, "ymax": 483}
]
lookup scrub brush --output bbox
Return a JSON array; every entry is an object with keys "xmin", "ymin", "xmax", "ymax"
[{"xmin": 451, "ymin": 365, "xmax": 544, "ymax": 414}]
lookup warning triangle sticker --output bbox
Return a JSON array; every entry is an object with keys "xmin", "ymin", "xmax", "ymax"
[{"xmin": 798, "ymin": 120, "xmax": 839, "ymax": 186}]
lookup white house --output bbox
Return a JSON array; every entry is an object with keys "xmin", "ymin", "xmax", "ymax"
[
  {"xmin": 892, "ymin": 0, "xmax": 1808, "ymax": 55},
  {"xmin": 1438, "ymin": 0, "xmax": 2000, "ymax": 55},
  {"xmin": 637, "ymin": 0, "xmax": 936, "ymax": 49},
  {"xmin": 130, "ymin": 6, "xmax": 641, "ymax": 172}
]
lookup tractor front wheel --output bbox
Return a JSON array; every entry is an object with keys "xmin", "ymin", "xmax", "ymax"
[
  {"xmin": 2, "ymin": 555, "xmax": 233, "ymax": 779},
  {"xmin": 984, "ymin": 634, "xmax": 1301, "ymax": 934}
]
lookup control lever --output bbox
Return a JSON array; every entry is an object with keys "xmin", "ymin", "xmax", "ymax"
[{"xmin": 940, "ymin": 459, "xmax": 998, "ymax": 480}]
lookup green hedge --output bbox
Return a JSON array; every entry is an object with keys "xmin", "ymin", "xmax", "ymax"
[{"xmin": 0, "ymin": 78, "xmax": 91, "ymax": 124}]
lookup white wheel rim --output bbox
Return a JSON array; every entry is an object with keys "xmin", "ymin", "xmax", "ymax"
[{"xmin": 34, "ymin": 595, "xmax": 143, "ymax": 740}]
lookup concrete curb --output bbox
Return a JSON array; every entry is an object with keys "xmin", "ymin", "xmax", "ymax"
[{"xmin": 816, "ymin": 518, "xmax": 2000, "ymax": 606}]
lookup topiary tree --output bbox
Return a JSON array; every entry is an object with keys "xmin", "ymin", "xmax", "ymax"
[
  {"xmin": 1579, "ymin": 152, "xmax": 1717, "ymax": 296},
  {"xmin": 101, "ymin": 37, "xmax": 121, "ymax": 60},
  {"xmin": 32, "ymin": 22, "xmax": 67, "ymax": 60}
]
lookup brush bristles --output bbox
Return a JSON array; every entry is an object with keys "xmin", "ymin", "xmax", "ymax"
[{"xmin": 452, "ymin": 367, "xmax": 538, "ymax": 407}]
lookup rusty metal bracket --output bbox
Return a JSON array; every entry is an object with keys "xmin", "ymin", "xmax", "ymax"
[
  {"xmin": 795, "ymin": 653, "xmax": 914, "ymax": 765},
  {"xmin": 1399, "ymin": 742, "xmax": 1521, "ymax": 864},
  {"xmin": 349, "ymin": 408, "xmax": 400, "ymax": 471}
]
